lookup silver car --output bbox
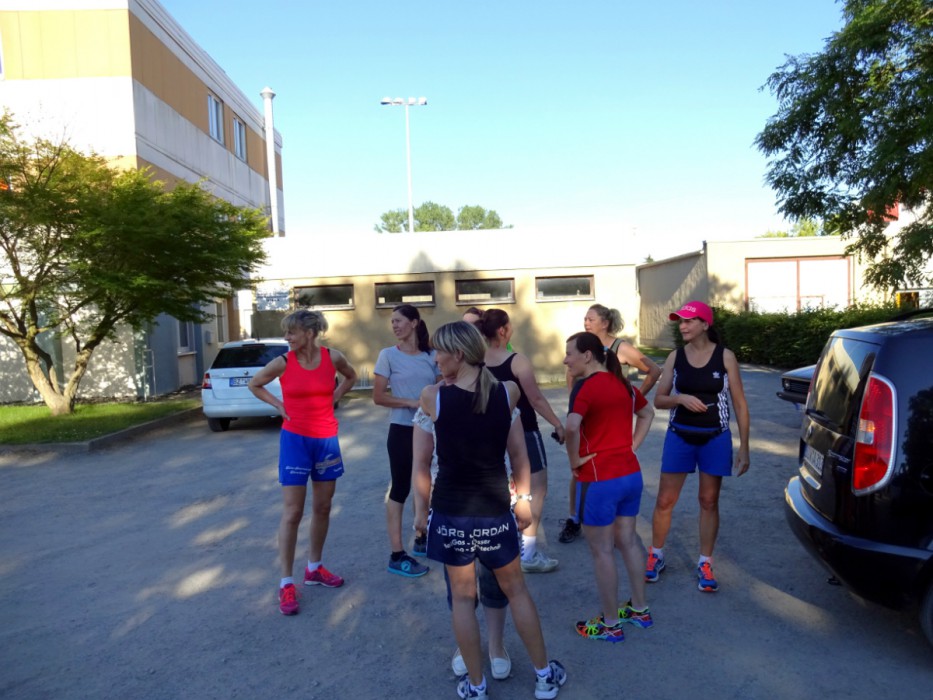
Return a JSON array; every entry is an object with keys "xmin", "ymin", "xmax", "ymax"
[{"xmin": 201, "ymin": 339, "xmax": 288, "ymax": 432}]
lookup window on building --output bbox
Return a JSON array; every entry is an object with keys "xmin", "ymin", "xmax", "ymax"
[
  {"xmin": 215, "ymin": 301, "xmax": 228, "ymax": 343},
  {"xmin": 455, "ymin": 278, "xmax": 514, "ymax": 305},
  {"xmin": 374, "ymin": 281, "xmax": 435, "ymax": 308},
  {"xmin": 208, "ymin": 94, "xmax": 224, "ymax": 144},
  {"xmin": 294, "ymin": 284, "xmax": 354, "ymax": 310},
  {"xmin": 178, "ymin": 320, "xmax": 195, "ymax": 353},
  {"xmin": 535, "ymin": 276, "xmax": 594, "ymax": 301},
  {"xmin": 233, "ymin": 117, "xmax": 247, "ymax": 160}
]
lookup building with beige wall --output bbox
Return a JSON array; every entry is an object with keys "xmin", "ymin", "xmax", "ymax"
[
  {"xmin": 250, "ymin": 231, "xmax": 644, "ymax": 385},
  {"xmin": 0, "ymin": 0, "xmax": 283, "ymax": 402}
]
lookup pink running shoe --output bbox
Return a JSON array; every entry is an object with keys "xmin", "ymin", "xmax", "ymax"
[
  {"xmin": 279, "ymin": 583, "xmax": 299, "ymax": 615},
  {"xmin": 304, "ymin": 564, "xmax": 344, "ymax": 588}
]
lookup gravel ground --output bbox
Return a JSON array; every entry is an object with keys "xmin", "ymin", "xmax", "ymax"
[{"xmin": 1, "ymin": 366, "xmax": 931, "ymax": 699}]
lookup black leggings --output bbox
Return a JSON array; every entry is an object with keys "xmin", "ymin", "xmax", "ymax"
[{"xmin": 387, "ymin": 423, "xmax": 414, "ymax": 504}]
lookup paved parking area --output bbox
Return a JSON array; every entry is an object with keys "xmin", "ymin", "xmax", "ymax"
[{"xmin": 1, "ymin": 366, "xmax": 931, "ymax": 699}]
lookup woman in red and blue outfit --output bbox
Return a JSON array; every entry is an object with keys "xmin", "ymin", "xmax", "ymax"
[
  {"xmin": 249, "ymin": 310, "xmax": 357, "ymax": 616},
  {"xmin": 564, "ymin": 331, "xmax": 655, "ymax": 642}
]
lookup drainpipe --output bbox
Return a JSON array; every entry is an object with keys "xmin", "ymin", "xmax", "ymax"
[{"xmin": 260, "ymin": 87, "xmax": 281, "ymax": 236}]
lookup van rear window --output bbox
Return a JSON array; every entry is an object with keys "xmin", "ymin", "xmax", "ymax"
[
  {"xmin": 211, "ymin": 344, "xmax": 287, "ymax": 369},
  {"xmin": 810, "ymin": 336, "xmax": 878, "ymax": 429}
]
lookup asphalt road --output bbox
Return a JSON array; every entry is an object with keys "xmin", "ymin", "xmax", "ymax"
[{"xmin": 1, "ymin": 366, "xmax": 931, "ymax": 699}]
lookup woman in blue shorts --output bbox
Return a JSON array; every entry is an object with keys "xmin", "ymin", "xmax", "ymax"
[
  {"xmin": 249, "ymin": 310, "xmax": 357, "ymax": 616},
  {"xmin": 645, "ymin": 301, "xmax": 750, "ymax": 593},
  {"xmin": 415, "ymin": 321, "xmax": 566, "ymax": 700},
  {"xmin": 563, "ymin": 332, "xmax": 655, "ymax": 642}
]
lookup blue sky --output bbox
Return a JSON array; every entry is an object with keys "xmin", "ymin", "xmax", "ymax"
[{"xmin": 160, "ymin": 0, "xmax": 845, "ymax": 258}]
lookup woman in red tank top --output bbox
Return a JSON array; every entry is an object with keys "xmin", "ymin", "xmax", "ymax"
[{"xmin": 249, "ymin": 310, "xmax": 357, "ymax": 616}]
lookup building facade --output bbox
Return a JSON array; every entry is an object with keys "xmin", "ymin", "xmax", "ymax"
[{"xmin": 0, "ymin": 0, "xmax": 283, "ymax": 402}]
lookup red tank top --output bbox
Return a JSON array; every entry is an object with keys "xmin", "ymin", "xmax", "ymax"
[{"xmin": 280, "ymin": 348, "xmax": 338, "ymax": 438}]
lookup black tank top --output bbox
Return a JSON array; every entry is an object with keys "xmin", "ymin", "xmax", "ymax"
[
  {"xmin": 432, "ymin": 382, "xmax": 512, "ymax": 517},
  {"xmin": 670, "ymin": 344, "xmax": 730, "ymax": 431},
  {"xmin": 487, "ymin": 354, "xmax": 538, "ymax": 432}
]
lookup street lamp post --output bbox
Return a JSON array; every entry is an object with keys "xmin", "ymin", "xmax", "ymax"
[{"xmin": 380, "ymin": 96, "xmax": 427, "ymax": 233}]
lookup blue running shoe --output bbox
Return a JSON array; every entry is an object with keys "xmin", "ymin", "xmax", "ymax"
[
  {"xmin": 619, "ymin": 600, "xmax": 654, "ymax": 629},
  {"xmin": 697, "ymin": 560, "xmax": 719, "ymax": 592},
  {"xmin": 457, "ymin": 675, "xmax": 488, "ymax": 698},
  {"xmin": 388, "ymin": 553, "xmax": 429, "ymax": 578},
  {"xmin": 645, "ymin": 549, "xmax": 665, "ymax": 582},
  {"xmin": 575, "ymin": 615, "xmax": 625, "ymax": 643},
  {"xmin": 534, "ymin": 660, "xmax": 568, "ymax": 699}
]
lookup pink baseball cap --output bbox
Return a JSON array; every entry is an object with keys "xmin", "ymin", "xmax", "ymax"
[{"xmin": 669, "ymin": 301, "xmax": 713, "ymax": 326}]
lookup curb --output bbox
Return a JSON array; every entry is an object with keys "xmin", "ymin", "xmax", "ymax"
[{"xmin": 0, "ymin": 407, "xmax": 203, "ymax": 455}]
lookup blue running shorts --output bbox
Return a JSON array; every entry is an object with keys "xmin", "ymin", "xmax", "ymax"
[
  {"xmin": 426, "ymin": 510, "xmax": 521, "ymax": 570},
  {"xmin": 576, "ymin": 471, "xmax": 644, "ymax": 527},
  {"xmin": 660, "ymin": 429, "xmax": 733, "ymax": 477},
  {"xmin": 278, "ymin": 431, "xmax": 344, "ymax": 486},
  {"xmin": 524, "ymin": 430, "xmax": 548, "ymax": 474}
]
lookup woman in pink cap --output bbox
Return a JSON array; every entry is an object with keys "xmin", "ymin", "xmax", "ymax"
[{"xmin": 645, "ymin": 301, "xmax": 750, "ymax": 592}]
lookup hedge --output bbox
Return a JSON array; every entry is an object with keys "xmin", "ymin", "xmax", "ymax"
[{"xmin": 670, "ymin": 304, "xmax": 903, "ymax": 368}]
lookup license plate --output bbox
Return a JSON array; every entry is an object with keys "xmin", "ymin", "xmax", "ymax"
[
  {"xmin": 803, "ymin": 444, "xmax": 824, "ymax": 477},
  {"xmin": 229, "ymin": 377, "xmax": 250, "ymax": 387}
]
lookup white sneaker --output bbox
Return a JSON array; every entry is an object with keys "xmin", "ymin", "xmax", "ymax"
[
  {"xmin": 490, "ymin": 649, "xmax": 511, "ymax": 680},
  {"xmin": 521, "ymin": 550, "xmax": 559, "ymax": 573},
  {"xmin": 452, "ymin": 648, "xmax": 467, "ymax": 676}
]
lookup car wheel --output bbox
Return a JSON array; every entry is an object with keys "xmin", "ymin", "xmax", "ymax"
[
  {"xmin": 207, "ymin": 418, "xmax": 231, "ymax": 432},
  {"xmin": 922, "ymin": 580, "xmax": 933, "ymax": 647}
]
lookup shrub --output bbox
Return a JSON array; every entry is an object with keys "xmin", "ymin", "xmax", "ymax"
[{"xmin": 669, "ymin": 303, "xmax": 902, "ymax": 368}]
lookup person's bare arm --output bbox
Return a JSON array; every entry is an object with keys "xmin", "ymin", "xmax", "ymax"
[
  {"xmin": 248, "ymin": 355, "xmax": 288, "ymax": 420},
  {"xmin": 329, "ymin": 348, "xmax": 357, "ymax": 402},
  {"xmin": 725, "ymin": 349, "xmax": 750, "ymax": 476},
  {"xmin": 511, "ymin": 353, "xmax": 565, "ymax": 443}
]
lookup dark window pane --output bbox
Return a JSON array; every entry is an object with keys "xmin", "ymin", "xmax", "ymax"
[
  {"xmin": 375, "ymin": 281, "xmax": 435, "ymax": 307},
  {"xmin": 294, "ymin": 285, "xmax": 354, "ymax": 309},
  {"xmin": 536, "ymin": 276, "xmax": 593, "ymax": 300},
  {"xmin": 455, "ymin": 279, "xmax": 514, "ymax": 303},
  {"xmin": 211, "ymin": 344, "xmax": 288, "ymax": 368}
]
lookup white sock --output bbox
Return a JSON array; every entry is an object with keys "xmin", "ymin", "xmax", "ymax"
[
  {"xmin": 280, "ymin": 577, "xmax": 293, "ymax": 588},
  {"xmin": 521, "ymin": 535, "xmax": 537, "ymax": 561},
  {"xmin": 307, "ymin": 560, "xmax": 321, "ymax": 572},
  {"xmin": 698, "ymin": 555, "xmax": 712, "ymax": 566},
  {"xmin": 650, "ymin": 546, "xmax": 664, "ymax": 558},
  {"xmin": 535, "ymin": 665, "xmax": 551, "ymax": 678},
  {"xmin": 471, "ymin": 677, "xmax": 487, "ymax": 692}
]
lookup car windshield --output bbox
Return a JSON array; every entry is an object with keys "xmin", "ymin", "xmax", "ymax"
[{"xmin": 211, "ymin": 344, "xmax": 287, "ymax": 369}]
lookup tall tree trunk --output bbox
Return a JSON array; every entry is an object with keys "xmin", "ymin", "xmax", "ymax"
[{"xmin": 21, "ymin": 346, "xmax": 73, "ymax": 415}]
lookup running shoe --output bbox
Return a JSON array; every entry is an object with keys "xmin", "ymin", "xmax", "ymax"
[
  {"xmin": 557, "ymin": 519, "xmax": 581, "ymax": 543},
  {"xmin": 387, "ymin": 553, "xmax": 429, "ymax": 578},
  {"xmin": 278, "ymin": 583, "xmax": 299, "ymax": 615},
  {"xmin": 618, "ymin": 599, "xmax": 654, "ymax": 629},
  {"xmin": 456, "ymin": 676, "xmax": 488, "ymax": 699},
  {"xmin": 534, "ymin": 660, "xmax": 568, "ymax": 699},
  {"xmin": 645, "ymin": 549, "xmax": 665, "ymax": 582},
  {"xmin": 412, "ymin": 533, "xmax": 428, "ymax": 557},
  {"xmin": 521, "ymin": 550, "xmax": 559, "ymax": 573},
  {"xmin": 575, "ymin": 615, "xmax": 625, "ymax": 643},
  {"xmin": 304, "ymin": 564, "xmax": 344, "ymax": 588},
  {"xmin": 697, "ymin": 561, "xmax": 719, "ymax": 592}
]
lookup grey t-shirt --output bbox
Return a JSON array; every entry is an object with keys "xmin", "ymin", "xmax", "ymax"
[{"xmin": 374, "ymin": 346, "xmax": 439, "ymax": 425}]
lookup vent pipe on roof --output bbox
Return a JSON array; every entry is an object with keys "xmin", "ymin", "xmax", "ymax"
[{"xmin": 260, "ymin": 87, "xmax": 281, "ymax": 236}]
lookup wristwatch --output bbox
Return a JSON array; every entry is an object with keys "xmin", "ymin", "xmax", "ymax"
[{"xmin": 516, "ymin": 494, "xmax": 533, "ymax": 502}]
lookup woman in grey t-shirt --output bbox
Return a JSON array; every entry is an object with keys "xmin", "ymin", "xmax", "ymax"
[{"xmin": 373, "ymin": 304, "xmax": 439, "ymax": 578}]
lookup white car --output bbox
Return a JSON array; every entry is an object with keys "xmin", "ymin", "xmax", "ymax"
[{"xmin": 201, "ymin": 339, "xmax": 288, "ymax": 432}]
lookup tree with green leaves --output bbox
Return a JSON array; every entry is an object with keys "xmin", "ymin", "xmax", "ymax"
[
  {"xmin": 0, "ymin": 114, "xmax": 268, "ymax": 415},
  {"xmin": 760, "ymin": 218, "xmax": 824, "ymax": 238},
  {"xmin": 375, "ymin": 202, "xmax": 508, "ymax": 232},
  {"xmin": 756, "ymin": 0, "xmax": 933, "ymax": 291}
]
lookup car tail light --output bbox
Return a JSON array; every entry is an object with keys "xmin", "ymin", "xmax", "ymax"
[
  {"xmin": 202, "ymin": 372, "xmax": 212, "ymax": 390},
  {"xmin": 852, "ymin": 373, "xmax": 896, "ymax": 494}
]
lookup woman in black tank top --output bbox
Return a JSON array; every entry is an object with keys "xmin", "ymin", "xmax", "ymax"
[
  {"xmin": 645, "ymin": 301, "xmax": 750, "ymax": 594},
  {"xmin": 414, "ymin": 322, "xmax": 567, "ymax": 699},
  {"xmin": 475, "ymin": 308, "xmax": 565, "ymax": 575}
]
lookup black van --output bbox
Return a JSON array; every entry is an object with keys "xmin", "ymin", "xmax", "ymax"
[{"xmin": 784, "ymin": 315, "xmax": 933, "ymax": 645}]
